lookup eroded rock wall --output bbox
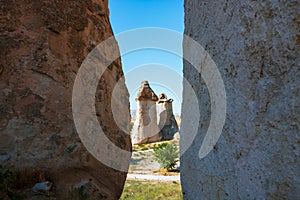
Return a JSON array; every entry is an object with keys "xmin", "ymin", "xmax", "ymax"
[
  {"xmin": 182, "ymin": 0, "xmax": 299, "ymax": 199},
  {"xmin": 0, "ymin": 0, "xmax": 130, "ymax": 198}
]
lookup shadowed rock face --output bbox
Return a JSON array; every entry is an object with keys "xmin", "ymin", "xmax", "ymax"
[
  {"xmin": 0, "ymin": 0, "xmax": 131, "ymax": 198},
  {"xmin": 157, "ymin": 93, "xmax": 179, "ymax": 140},
  {"xmin": 182, "ymin": 1, "xmax": 299, "ymax": 199}
]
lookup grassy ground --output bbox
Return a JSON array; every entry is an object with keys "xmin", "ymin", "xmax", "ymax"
[
  {"xmin": 120, "ymin": 180, "xmax": 183, "ymax": 200},
  {"xmin": 132, "ymin": 140, "xmax": 179, "ymax": 152}
]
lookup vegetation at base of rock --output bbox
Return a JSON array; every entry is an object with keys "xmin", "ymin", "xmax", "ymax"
[
  {"xmin": 120, "ymin": 180, "xmax": 182, "ymax": 200},
  {"xmin": 0, "ymin": 166, "xmax": 56, "ymax": 200},
  {"xmin": 153, "ymin": 142, "xmax": 168, "ymax": 150},
  {"xmin": 153, "ymin": 168, "xmax": 180, "ymax": 176},
  {"xmin": 0, "ymin": 166, "xmax": 24, "ymax": 200},
  {"xmin": 132, "ymin": 140, "xmax": 179, "ymax": 151},
  {"xmin": 153, "ymin": 142, "xmax": 179, "ymax": 171},
  {"xmin": 136, "ymin": 143, "xmax": 149, "ymax": 151}
]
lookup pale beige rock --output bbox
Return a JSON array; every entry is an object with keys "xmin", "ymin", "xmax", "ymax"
[
  {"xmin": 182, "ymin": 1, "xmax": 299, "ymax": 199},
  {"xmin": 132, "ymin": 81, "xmax": 160, "ymax": 144}
]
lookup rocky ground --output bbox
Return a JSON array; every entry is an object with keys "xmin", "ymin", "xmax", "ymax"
[
  {"xmin": 129, "ymin": 149, "xmax": 161, "ymax": 174},
  {"xmin": 128, "ymin": 140, "xmax": 180, "ymax": 176}
]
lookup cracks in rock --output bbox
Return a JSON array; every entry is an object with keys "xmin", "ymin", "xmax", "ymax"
[
  {"xmin": 46, "ymin": 25, "xmax": 60, "ymax": 34},
  {"xmin": 0, "ymin": 64, "xmax": 3, "ymax": 76},
  {"xmin": 31, "ymin": 68, "xmax": 64, "ymax": 87}
]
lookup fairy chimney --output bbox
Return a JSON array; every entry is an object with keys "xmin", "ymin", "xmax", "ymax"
[
  {"xmin": 131, "ymin": 81, "xmax": 160, "ymax": 144},
  {"xmin": 157, "ymin": 93, "xmax": 179, "ymax": 140}
]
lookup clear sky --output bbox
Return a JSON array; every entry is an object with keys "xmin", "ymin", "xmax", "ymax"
[{"xmin": 109, "ymin": 0, "xmax": 184, "ymax": 114}]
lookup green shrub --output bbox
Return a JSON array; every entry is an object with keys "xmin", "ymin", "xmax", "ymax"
[
  {"xmin": 153, "ymin": 142, "xmax": 179, "ymax": 171},
  {"xmin": 153, "ymin": 142, "xmax": 168, "ymax": 151}
]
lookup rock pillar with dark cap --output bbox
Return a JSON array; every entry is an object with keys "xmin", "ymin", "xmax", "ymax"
[
  {"xmin": 157, "ymin": 93, "xmax": 179, "ymax": 140},
  {"xmin": 131, "ymin": 81, "xmax": 160, "ymax": 144}
]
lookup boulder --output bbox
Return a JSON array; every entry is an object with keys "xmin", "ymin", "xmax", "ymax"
[{"xmin": 32, "ymin": 181, "xmax": 52, "ymax": 194}]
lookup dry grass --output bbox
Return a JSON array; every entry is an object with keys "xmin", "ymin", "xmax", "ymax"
[
  {"xmin": 120, "ymin": 179, "xmax": 183, "ymax": 200},
  {"xmin": 153, "ymin": 168, "xmax": 180, "ymax": 176},
  {"xmin": 132, "ymin": 140, "xmax": 179, "ymax": 151}
]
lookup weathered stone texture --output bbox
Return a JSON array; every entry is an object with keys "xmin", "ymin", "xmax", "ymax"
[
  {"xmin": 132, "ymin": 81, "xmax": 159, "ymax": 144},
  {"xmin": 182, "ymin": 0, "xmax": 299, "ymax": 199},
  {"xmin": 0, "ymin": 0, "xmax": 130, "ymax": 198},
  {"xmin": 157, "ymin": 93, "xmax": 179, "ymax": 140}
]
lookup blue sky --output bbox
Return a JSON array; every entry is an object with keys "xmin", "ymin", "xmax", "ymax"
[{"xmin": 109, "ymin": 0, "xmax": 184, "ymax": 114}]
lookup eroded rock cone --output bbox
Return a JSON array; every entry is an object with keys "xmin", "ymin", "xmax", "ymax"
[
  {"xmin": 131, "ymin": 81, "xmax": 160, "ymax": 144},
  {"xmin": 0, "ymin": 0, "xmax": 130, "ymax": 199},
  {"xmin": 157, "ymin": 93, "xmax": 179, "ymax": 140}
]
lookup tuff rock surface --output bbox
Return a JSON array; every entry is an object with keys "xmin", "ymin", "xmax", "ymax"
[
  {"xmin": 182, "ymin": 0, "xmax": 299, "ymax": 199},
  {"xmin": 131, "ymin": 81, "xmax": 159, "ymax": 144},
  {"xmin": 0, "ymin": 0, "xmax": 130, "ymax": 199},
  {"xmin": 157, "ymin": 93, "xmax": 179, "ymax": 140}
]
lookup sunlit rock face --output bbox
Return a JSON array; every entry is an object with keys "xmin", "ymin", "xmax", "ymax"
[
  {"xmin": 131, "ymin": 81, "xmax": 160, "ymax": 144},
  {"xmin": 182, "ymin": 0, "xmax": 299, "ymax": 199},
  {"xmin": 0, "ymin": 0, "xmax": 131, "ymax": 198}
]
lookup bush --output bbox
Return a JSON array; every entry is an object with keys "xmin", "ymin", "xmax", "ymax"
[
  {"xmin": 153, "ymin": 142, "xmax": 179, "ymax": 171},
  {"xmin": 153, "ymin": 142, "xmax": 168, "ymax": 150}
]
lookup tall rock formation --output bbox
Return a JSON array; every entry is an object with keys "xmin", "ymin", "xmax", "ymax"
[
  {"xmin": 182, "ymin": 0, "xmax": 299, "ymax": 199},
  {"xmin": 131, "ymin": 81, "xmax": 160, "ymax": 144},
  {"xmin": 157, "ymin": 93, "xmax": 179, "ymax": 140},
  {"xmin": 0, "ymin": 0, "xmax": 131, "ymax": 199}
]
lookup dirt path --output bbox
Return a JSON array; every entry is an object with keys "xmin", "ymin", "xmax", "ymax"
[
  {"xmin": 127, "ymin": 173, "xmax": 180, "ymax": 181},
  {"xmin": 129, "ymin": 149, "xmax": 161, "ymax": 174},
  {"xmin": 128, "ymin": 141, "xmax": 180, "ymax": 181}
]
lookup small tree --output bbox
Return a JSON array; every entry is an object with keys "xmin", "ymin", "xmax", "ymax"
[{"xmin": 153, "ymin": 142, "xmax": 179, "ymax": 171}]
